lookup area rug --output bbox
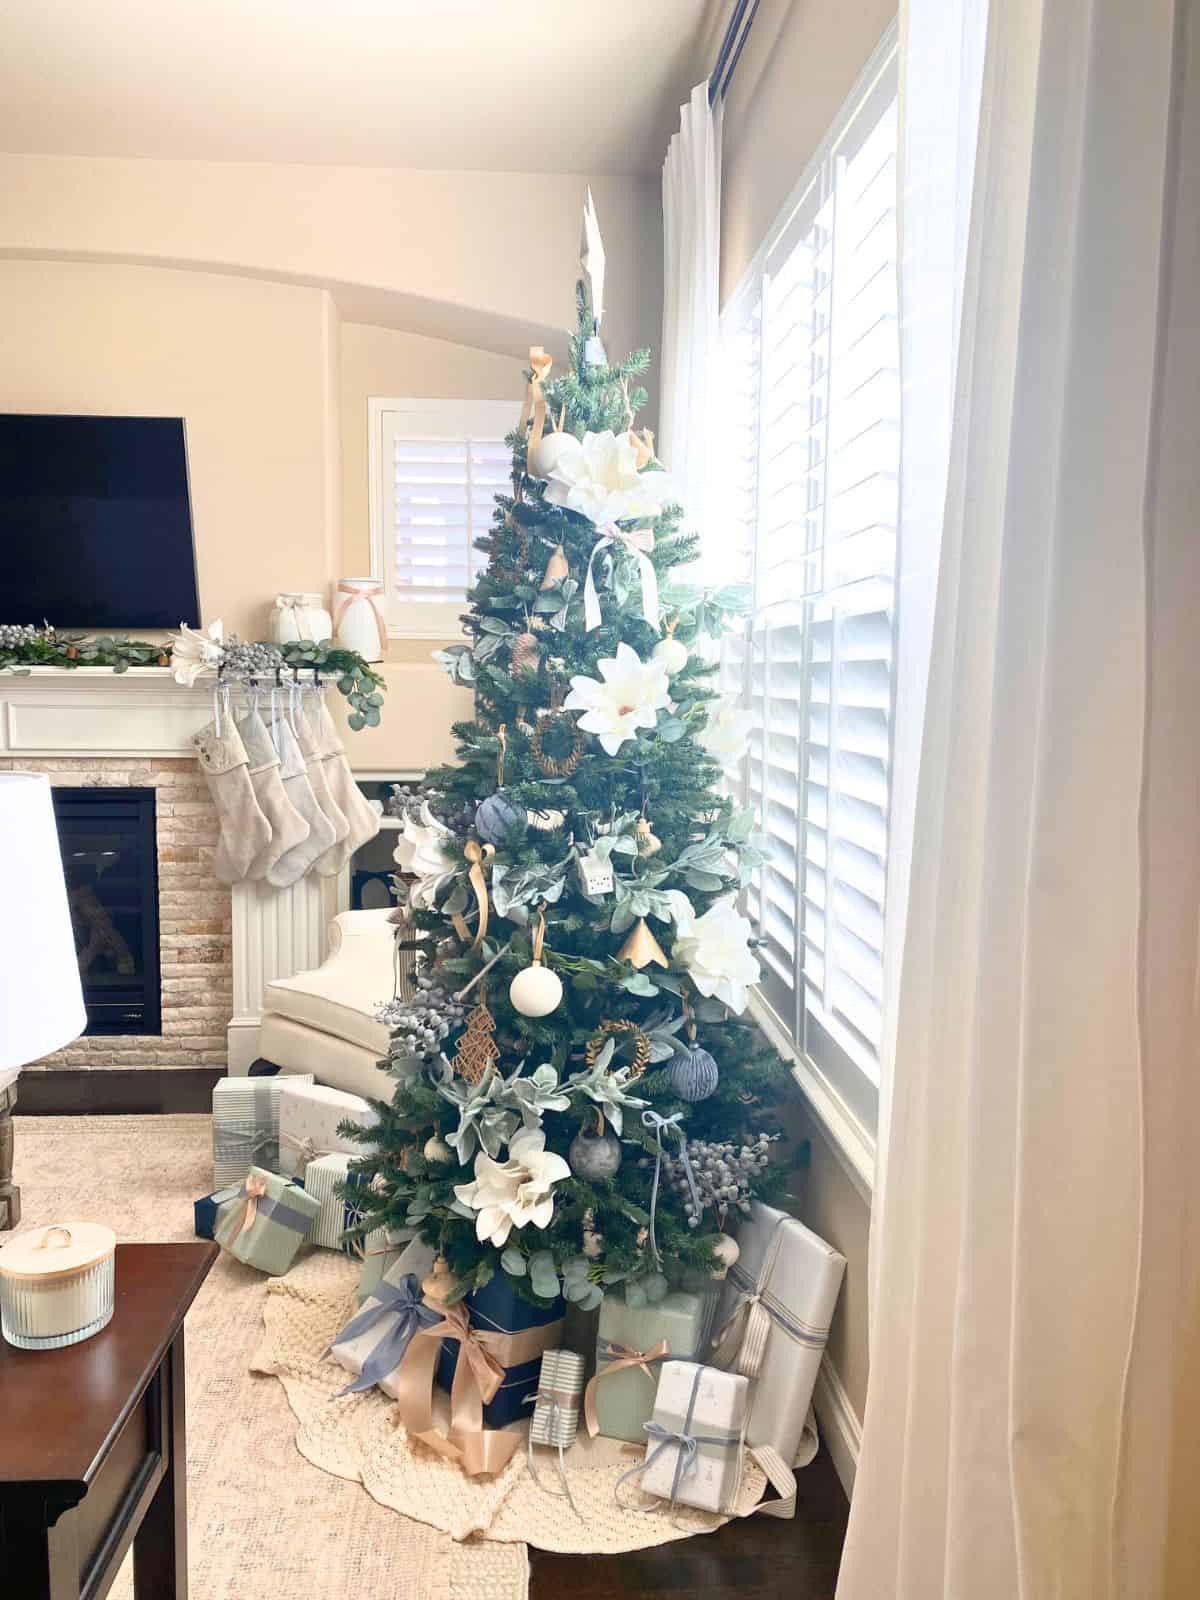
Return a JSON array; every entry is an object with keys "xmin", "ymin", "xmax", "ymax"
[
  {"xmin": 13, "ymin": 1113, "xmax": 528, "ymax": 1600},
  {"xmin": 252, "ymin": 1262, "xmax": 770, "ymax": 1551}
]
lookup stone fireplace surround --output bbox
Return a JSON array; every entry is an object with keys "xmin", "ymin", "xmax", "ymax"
[{"xmin": 0, "ymin": 668, "xmax": 346, "ymax": 1074}]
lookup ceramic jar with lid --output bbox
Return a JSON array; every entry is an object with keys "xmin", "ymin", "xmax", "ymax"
[{"xmin": 0, "ymin": 1221, "xmax": 116, "ymax": 1349}]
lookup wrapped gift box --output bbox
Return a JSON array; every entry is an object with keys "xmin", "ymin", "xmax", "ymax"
[
  {"xmin": 436, "ymin": 1275, "xmax": 565, "ymax": 1427},
  {"xmin": 194, "ymin": 1185, "xmax": 242, "ymax": 1241},
  {"xmin": 639, "ymin": 1360, "xmax": 749, "ymax": 1514},
  {"xmin": 356, "ymin": 1230, "xmax": 430, "ymax": 1305},
  {"xmin": 211, "ymin": 1072, "xmax": 314, "ymax": 1187},
  {"xmin": 305, "ymin": 1152, "xmax": 360, "ymax": 1250},
  {"xmin": 711, "ymin": 1200, "xmax": 845, "ymax": 1467},
  {"xmin": 528, "ymin": 1348, "xmax": 586, "ymax": 1450},
  {"xmin": 277, "ymin": 1080, "xmax": 376, "ymax": 1179},
  {"xmin": 588, "ymin": 1290, "xmax": 705, "ymax": 1443},
  {"xmin": 213, "ymin": 1166, "xmax": 321, "ymax": 1275},
  {"xmin": 328, "ymin": 1269, "xmax": 441, "ymax": 1395}
]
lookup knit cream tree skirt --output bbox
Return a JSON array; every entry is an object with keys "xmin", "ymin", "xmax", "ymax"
[{"xmin": 253, "ymin": 1250, "xmax": 770, "ymax": 1551}]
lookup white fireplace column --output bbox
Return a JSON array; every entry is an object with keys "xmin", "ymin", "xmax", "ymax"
[{"xmin": 227, "ymin": 872, "xmax": 348, "ymax": 1071}]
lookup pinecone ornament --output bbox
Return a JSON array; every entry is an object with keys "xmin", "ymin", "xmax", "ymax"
[{"xmin": 511, "ymin": 631, "xmax": 540, "ymax": 673}]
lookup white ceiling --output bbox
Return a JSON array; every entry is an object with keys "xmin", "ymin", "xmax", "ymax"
[{"xmin": 0, "ymin": 0, "xmax": 716, "ymax": 176}]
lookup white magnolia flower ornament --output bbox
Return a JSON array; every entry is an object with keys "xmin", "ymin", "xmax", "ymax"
[
  {"xmin": 564, "ymin": 642, "xmax": 671, "ymax": 756},
  {"xmin": 393, "ymin": 801, "xmax": 457, "ymax": 911},
  {"xmin": 672, "ymin": 897, "xmax": 760, "ymax": 1014},
  {"xmin": 697, "ymin": 703, "xmax": 755, "ymax": 766},
  {"xmin": 454, "ymin": 1127, "xmax": 573, "ymax": 1247},
  {"xmin": 169, "ymin": 620, "xmax": 223, "ymax": 686},
  {"xmin": 541, "ymin": 430, "xmax": 676, "ymax": 527}
]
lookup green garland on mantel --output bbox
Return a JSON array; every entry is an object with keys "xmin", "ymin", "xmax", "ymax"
[{"xmin": 0, "ymin": 625, "xmax": 387, "ymax": 730}]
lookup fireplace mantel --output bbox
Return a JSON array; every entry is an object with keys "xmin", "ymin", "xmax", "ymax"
[
  {"xmin": 1, "ymin": 665, "xmax": 218, "ymax": 758},
  {"xmin": 1, "ymin": 667, "xmax": 348, "ymax": 1072}
]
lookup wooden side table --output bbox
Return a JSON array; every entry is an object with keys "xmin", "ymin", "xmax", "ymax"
[{"xmin": 0, "ymin": 1241, "xmax": 216, "ymax": 1599}]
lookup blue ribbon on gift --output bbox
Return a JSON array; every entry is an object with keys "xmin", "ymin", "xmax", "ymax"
[
  {"xmin": 332, "ymin": 1272, "xmax": 440, "ymax": 1395},
  {"xmin": 614, "ymin": 1362, "xmax": 740, "ymax": 1511},
  {"xmin": 642, "ymin": 1109, "xmax": 700, "ymax": 1267}
]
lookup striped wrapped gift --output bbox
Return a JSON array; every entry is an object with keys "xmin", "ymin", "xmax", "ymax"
[
  {"xmin": 709, "ymin": 1200, "xmax": 846, "ymax": 1469},
  {"xmin": 529, "ymin": 1348, "xmax": 585, "ymax": 1449},
  {"xmin": 213, "ymin": 1166, "xmax": 321, "ymax": 1276},
  {"xmin": 211, "ymin": 1073, "xmax": 314, "ymax": 1188},
  {"xmin": 304, "ymin": 1152, "xmax": 381, "ymax": 1252}
]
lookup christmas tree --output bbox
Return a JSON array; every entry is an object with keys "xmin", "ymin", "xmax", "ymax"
[{"xmin": 351, "ymin": 196, "xmax": 789, "ymax": 1312}]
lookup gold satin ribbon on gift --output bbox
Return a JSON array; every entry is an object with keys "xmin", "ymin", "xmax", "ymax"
[
  {"xmin": 236, "ymin": 1172, "xmax": 269, "ymax": 1238},
  {"xmin": 517, "ymin": 346, "xmax": 553, "ymax": 460},
  {"xmin": 582, "ymin": 1339, "xmax": 670, "ymax": 1437},
  {"xmin": 391, "ymin": 1299, "xmax": 564, "ymax": 1477}
]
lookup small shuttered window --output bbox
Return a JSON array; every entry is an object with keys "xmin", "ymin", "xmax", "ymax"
[
  {"xmin": 717, "ymin": 40, "xmax": 899, "ymax": 1101},
  {"xmin": 369, "ymin": 399, "xmax": 515, "ymax": 637}
]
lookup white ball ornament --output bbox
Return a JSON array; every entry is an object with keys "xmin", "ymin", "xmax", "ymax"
[
  {"xmin": 508, "ymin": 962, "xmax": 563, "ymax": 1017},
  {"xmin": 652, "ymin": 635, "xmax": 689, "ymax": 676},
  {"xmin": 527, "ymin": 429, "xmax": 583, "ymax": 481},
  {"xmin": 710, "ymin": 1233, "xmax": 741, "ymax": 1280}
]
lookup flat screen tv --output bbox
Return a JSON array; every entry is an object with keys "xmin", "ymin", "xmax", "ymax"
[{"xmin": 0, "ymin": 414, "xmax": 200, "ymax": 629}]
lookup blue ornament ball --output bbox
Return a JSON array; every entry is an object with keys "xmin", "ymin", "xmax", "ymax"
[
  {"xmin": 474, "ymin": 792, "xmax": 526, "ymax": 845},
  {"xmin": 668, "ymin": 1045, "xmax": 719, "ymax": 1102}
]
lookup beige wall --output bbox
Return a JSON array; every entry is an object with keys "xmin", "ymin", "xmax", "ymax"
[
  {"xmin": 718, "ymin": 0, "xmax": 896, "ymax": 299},
  {"xmin": 0, "ymin": 156, "xmax": 661, "ymax": 367},
  {"xmin": 0, "ymin": 258, "xmax": 337, "ymax": 643}
]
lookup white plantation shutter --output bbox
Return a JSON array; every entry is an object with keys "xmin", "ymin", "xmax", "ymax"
[
  {"xmin": 369, "ymin": 400, "xmax": 515, "ymax": 637},
  {"xmin": 716, "ymin": 39, "xmax": 899, "ymax": 1106}
]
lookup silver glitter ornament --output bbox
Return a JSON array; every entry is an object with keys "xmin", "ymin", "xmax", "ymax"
[{"xmin": 568, "ymin": 1128, "xmax": 622, "ymax": 1179}]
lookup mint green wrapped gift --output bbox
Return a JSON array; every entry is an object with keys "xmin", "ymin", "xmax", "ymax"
[
  {"xmin": 586, "ymin": 1290, "xmax": 706, "ymax": 1443},
  {"xmin": 214, "ymin": 1166, "xmax": 321, "ymax": 1276}
]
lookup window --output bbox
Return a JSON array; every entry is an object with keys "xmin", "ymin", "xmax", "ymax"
[
  {"xmin": 369, "ymin": 399, "xmax": 515, "ymax": 637},
  {"xmin": 717, "ymin": 35, "xmax": 899, "ymax": 1131}
]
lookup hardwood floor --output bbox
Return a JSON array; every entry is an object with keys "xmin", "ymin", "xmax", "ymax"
[{"xmin": 530, "ymin": 1446, "xmax": 848, "ymax": 1600}]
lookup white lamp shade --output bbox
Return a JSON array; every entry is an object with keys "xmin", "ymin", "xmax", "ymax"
[{"xmin": 0, "ymin": 773, "xmax": 87, "ymax": 1068}]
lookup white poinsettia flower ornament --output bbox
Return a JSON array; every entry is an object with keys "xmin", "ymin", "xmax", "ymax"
[
  {"xmin": 453, "ymin": 1127, "xmax": 573, "ymax": 1248},
  {"xmin": 541, "ymin": 429, "xmax": 677, "ymax": 527},
  {"xmin": 697, "ymin": 703, "xmax": 755, "ymax": 766},
  {"xmin": 392, "ymin": 800, "xmax": 457, "ymax": 911},
  {"xmin": 169, "ymin": 620, "xmax": 224, "ymax": 686},
  {"xmin": 672, "ymin": 897, "xmax": 760, "ymax": 1014},
  {"xmin": 564, "ymin": 642, "xmax": 672, "ymax": 756}
]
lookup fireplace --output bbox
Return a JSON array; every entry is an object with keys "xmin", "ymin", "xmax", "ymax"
[{"xmin": 51, "ymin": 787, "xmax": 162, "ymax": 1036}]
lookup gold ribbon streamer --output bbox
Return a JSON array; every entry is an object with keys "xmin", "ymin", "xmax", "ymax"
[
  {"xmin": 463, "ymin": 840, "xmax": 495, "ymax": 950},
  {"xmin": 531, "ymin": 905, "xmax": 547, "ymax": 963},
  {"xmin": 392, "ymin": 1300, "xmax": 564, "ymax": 1476},
  {"xmin": 517, "ymin": 346, "xmax": 553, "ymax": 460},
  {"xmin": 236, "ymin": 1172, "xmax": 268, "ymax": 1238},
  {"xmin": 582, "ymin": 1339, "xmax": 670, "ymax": 1437}
]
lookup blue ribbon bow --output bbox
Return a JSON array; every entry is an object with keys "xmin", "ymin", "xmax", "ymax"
[
  {"xmin": 332, "ymin": 1273, "xmax": 439, "ymax": 1395},
  {"xmin": 642, "ymin": 1109, "xmax": 700, "ymax": 1266},
  {"xmin": 615, "ymin": 1363, "xmax": 740, "ymax": 1510}
]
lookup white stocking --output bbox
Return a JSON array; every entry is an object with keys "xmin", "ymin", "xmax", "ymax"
[
  {"xmin": 193, "ymin": 718, "xmax": 272, "ymax": 884},
  {"xmin": 237, "ymin": 704, "xmax": 310, "ymax": 880},
  {"xmin": 265, "ymin": 712, "xmax": 336, "ymax": 888},
  {"xmin": 310, "ymin": 698, "xmax": 381, "ymax": 877},
  {"xmin": 294, "ymin": 704, "xmax": 349, "ymax": 851}
]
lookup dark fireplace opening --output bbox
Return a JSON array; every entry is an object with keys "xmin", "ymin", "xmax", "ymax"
[{"xmin": 51, "ymin": 787, "xmax": 161, "ymax": 1036}]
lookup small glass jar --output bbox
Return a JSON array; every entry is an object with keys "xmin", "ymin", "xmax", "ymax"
[{"xmin": 0, "ymin": 1221, "xmax": 116, "ymax": 1349}]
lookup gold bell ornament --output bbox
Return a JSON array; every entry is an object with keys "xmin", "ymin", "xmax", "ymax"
[
  {"xmin": 617, "ymin": 917, "xmax": 669, "ymax": 970},
  {"xmin": 422, "ymin": 1256, "xmax": 457, "ymax": 1304},
  {"xmin": 508, "ymin": 907, "xmax": 564, "ymax": 1016},
  {"xmin": 540, "ymin": 544, "xmax": 571, "ymax": 589}
]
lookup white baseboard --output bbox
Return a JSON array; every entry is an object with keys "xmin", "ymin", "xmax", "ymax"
[{"xmin": 814, "ymin": 1354, "xmax": 861, "ymax": 1499}]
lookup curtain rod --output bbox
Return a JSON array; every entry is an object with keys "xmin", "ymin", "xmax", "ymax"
[{"xmin": 708, "ymin": 0, "xmax": 762, "ymax": 104}]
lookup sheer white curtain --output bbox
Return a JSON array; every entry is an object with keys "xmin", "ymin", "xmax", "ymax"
[
  {"xmin": 660, "ymin": 80, "xmax": 721, "ymax": 566},
  {"xmin": 840, "ymin": 0, "xmax": 1200, "ymax": 1594}
]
